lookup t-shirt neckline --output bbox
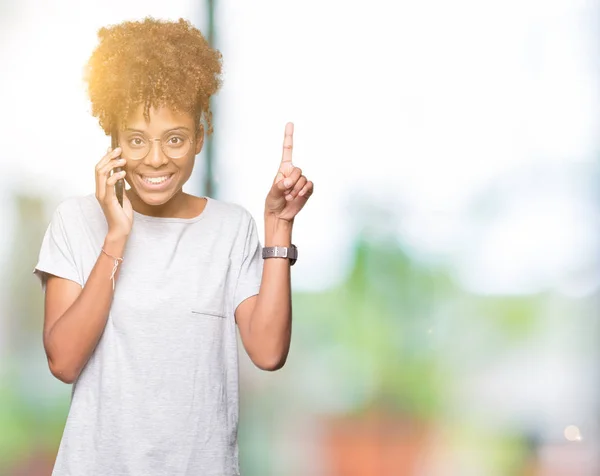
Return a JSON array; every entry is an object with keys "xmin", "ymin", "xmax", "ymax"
[{"xmin": 132, "ymin": 196, "xmax": 212, "ymax": 224}]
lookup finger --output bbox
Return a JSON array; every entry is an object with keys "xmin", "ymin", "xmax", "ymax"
[
  {"xmin": 298, "ymin": 181, "xmax": 314, "ymax": 198},
  {"xmin": 95, "ymin": 147, "xmax": 122, "ymax": 173},
  {"xmin": 95, "ymin": 148, "xmax": 122, "ymax": 192},
  {"xmin": 281, "ymin": 122, "xmax": 294, "ymax": 164},
  {"xmin": 97, "ymin": 156, "xmax": 125, "ymax": 200},
  {"xmin": 106, "ymin": 169, "xmax": 126, "ymax": 186},
  {"xmin": 286, "ymin": 176, "xmax": 307, "ymax": 201},
  {"xmin": 106, "ymin": 170, "xmax": 126, "ymax": 200},
  {"xmin": 276, "ymin": 122, "xmax": 294, "ymax": 181},
  {"xmin": 276, "ymin": 167, "xmax": 302, "ymax": 194},
  {"xmin": 97, "ymin": 158, "xmax": 126, "ymax": 199},
  {"xmin": 99, "ymin": 157, "xmax": 126, "ymax": 178},
  {"xmin": 95, "ymin": 151, "xmax": 111, "ymax": 201}
]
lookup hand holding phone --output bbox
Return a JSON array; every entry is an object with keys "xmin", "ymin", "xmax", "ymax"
[
  {"xmin": 94, "ymin": 143, "xmax": 133, "ymax": 239},
  {"xmin": 111, "ymin": 128, "xmax": 124, "ymax": 207}
]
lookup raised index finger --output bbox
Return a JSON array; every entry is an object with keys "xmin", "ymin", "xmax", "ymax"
[{"xmin": 281, "ymin": 122, "xmax": 294, "ymax": 168}]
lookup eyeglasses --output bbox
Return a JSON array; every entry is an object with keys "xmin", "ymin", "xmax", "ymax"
[{"xmin": 120, "ymin": 131, "xmax": 194, "ymax": 160}]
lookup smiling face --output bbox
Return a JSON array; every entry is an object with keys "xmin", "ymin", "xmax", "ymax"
[{"xmin": 120, "ymin": 105, "xmax": 204, "ymax": 215}]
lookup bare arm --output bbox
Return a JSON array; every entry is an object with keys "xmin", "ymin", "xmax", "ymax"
[
  {"xmin": 235, "ymin": 122, "xmax": 314, "ymax": 371},
  {"xmin": 44, "ymin": 235, "xmax": 126, "ymax": 383},
  {"xmin": 43, "ymin": 146, "xmax": 132, "ymax": 383},
  {"xmin": 235, "ymin": 216, "xmax": 293, "ymax": 371}
]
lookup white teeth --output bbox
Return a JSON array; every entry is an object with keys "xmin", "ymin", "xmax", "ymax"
[{"xmin": 143, "ymin": 175, "xmax": 170, "ymax": 184}]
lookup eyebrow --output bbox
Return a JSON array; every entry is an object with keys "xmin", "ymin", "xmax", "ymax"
[{"xmin": 124, "ymin": 126, "xmax": 192, "ymax": 133}]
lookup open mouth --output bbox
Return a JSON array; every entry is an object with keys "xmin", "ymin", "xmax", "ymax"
[{"xmin": 137, "ymin": 173, "xmax": 175, "ymax": 191}]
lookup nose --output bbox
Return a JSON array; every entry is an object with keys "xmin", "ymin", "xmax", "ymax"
[{"xmin": 144, "ymin": 139, "xmax": 169, "ymax": 168}]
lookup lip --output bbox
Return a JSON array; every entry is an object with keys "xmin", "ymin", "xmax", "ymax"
[{"xmin": 136, "ymin": 173, "xmax": 175, "ymax": 192}]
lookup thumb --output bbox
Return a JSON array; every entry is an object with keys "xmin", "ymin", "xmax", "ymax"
[
  {"xmin": 270, "ymin": 173, "xmax": 293, "ymax": 198},
  {"xmin": 273, "ymin": 162, "xmax": 294, "ymax": 185}
]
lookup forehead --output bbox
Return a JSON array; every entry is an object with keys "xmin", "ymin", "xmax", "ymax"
[{"xmin": 125, "ymin": 104, "xmax": 195, "ymax": 132}]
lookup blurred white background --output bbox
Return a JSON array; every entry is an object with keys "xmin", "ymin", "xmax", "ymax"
[{"xmin": 1, "ymin": 1, "xmax": 599, "ymax": 474}]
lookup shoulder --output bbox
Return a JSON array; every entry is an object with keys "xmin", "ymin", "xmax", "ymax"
[
  {"xmin": 206, "ymin": 197, "xmax": 255, "ymax": 226},
  {"xmin": 52, "ymin": 194, "xmax": 100, "ymax": 222},
  {"xmin": 204, "ymin": 198, "xmax": 259, "ymax": 250}
]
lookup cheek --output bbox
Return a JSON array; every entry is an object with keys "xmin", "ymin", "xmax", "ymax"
[
  {"xmin": 176, "ymin": 158, "xmax": 195, "ymax": 180},
  {"xmin": 123, "ymin": 160, "xmax": 135, "ymax": 173},
  {"xmin": 124, "ymin": 162, "xmax": 137, "ymax": 185}
]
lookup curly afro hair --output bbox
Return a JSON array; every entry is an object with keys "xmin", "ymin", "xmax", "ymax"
[{"xmin": 85, "ymin": 17, "xmax": 223, "ymax": 135}]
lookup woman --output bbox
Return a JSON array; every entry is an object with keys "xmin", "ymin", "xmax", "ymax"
[{"xmin": 34, "ymin": 18, "xmax": 313, "ymax": 475}]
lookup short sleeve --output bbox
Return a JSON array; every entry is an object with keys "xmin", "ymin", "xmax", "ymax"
[
  {"xmin": 233, "ymin": 213, "xmax": 263, "ymax": 311},
  {"xmin": 33, "ymin": 204, "xmax": 83, "ymax": 290}
]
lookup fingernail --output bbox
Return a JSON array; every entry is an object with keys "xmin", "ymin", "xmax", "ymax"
[
  {"xmin": 284, "ymin": 179, "xmax": 292, "ymax": 188},
  {"xmin": 286, "ymin": 194, "xmax": 293, "ymax": 201}
]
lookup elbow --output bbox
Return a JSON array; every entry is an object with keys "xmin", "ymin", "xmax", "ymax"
[
  {"xmin": 254, "ymin": 354, "xmax": 287, "ymax": 372},
  {"xmin": 44, "ymin": 332, "xmax": 80, "ymax": 384},
  {"xmin": 47, "ymin": 357, "xmax": 79, "ymax": 384}
]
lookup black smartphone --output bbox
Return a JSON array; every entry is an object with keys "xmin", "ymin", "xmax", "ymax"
[{"xmin": 111, "ymin": 127, "xmax": 124, "ymax": 207}]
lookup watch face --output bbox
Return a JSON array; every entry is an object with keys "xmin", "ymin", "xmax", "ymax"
[{"xmin": 290, "ymin": 244, "xmax": 297, "ymax": 265}]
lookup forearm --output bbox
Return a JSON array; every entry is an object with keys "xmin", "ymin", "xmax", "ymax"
[
  {"xmin": 45, "ymin": 234, "xmax": 126, "ymax": 382},
  {"xmin": 246, "ymin": 215, "xmax": 293, "ymax": 369}
]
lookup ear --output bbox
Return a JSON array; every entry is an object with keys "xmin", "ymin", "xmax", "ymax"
[{"xmin": 194, "ymin": 125, "xmax": 205, "ymax": 155}]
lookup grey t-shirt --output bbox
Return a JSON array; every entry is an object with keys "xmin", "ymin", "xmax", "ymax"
[{"xmin": 34, "ymin": 194, "xmax": 263, "ymax": 476}]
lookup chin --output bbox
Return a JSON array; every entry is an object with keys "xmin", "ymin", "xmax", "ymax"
[{"xmin": 137, "ymin": 191, "xmax": 176, "ymax": 207}]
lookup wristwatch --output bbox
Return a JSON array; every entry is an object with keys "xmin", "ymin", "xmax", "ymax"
[{"xmin": 262, "ymin": 244, "xmax": 298, "ymax": 266}]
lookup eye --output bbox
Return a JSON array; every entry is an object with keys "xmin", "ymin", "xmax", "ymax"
[
  {"xmin": 128, "ymin": 137, "xmax": 146, "ymax": 147},
  {"xmin": 167, "ymin": 136, "xmax": 185, "ymax": 146}
]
